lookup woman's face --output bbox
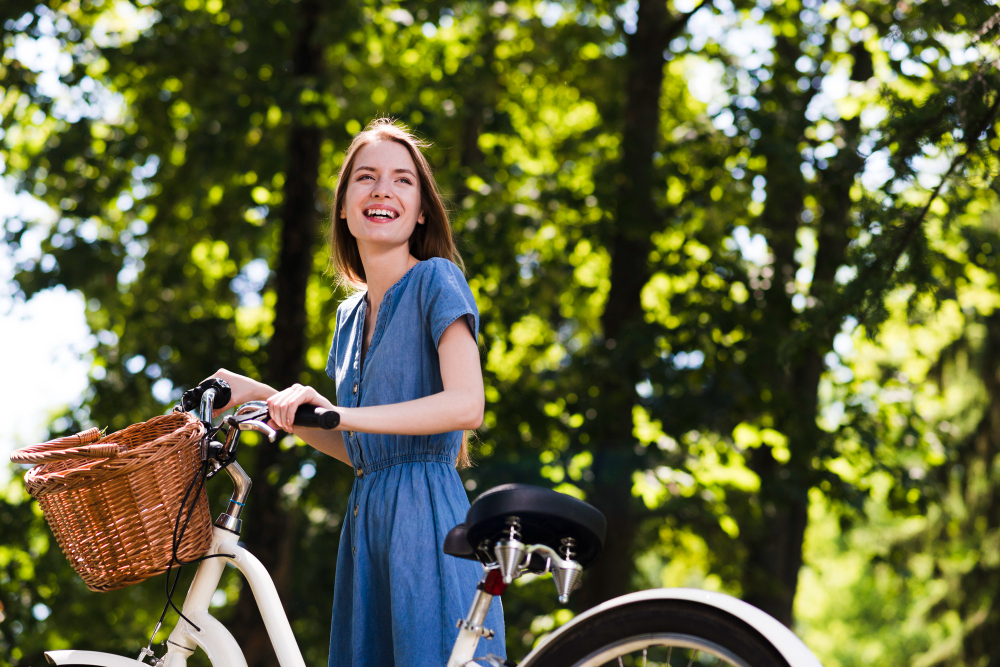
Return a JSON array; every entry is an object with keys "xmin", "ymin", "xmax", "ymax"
[{"xmin": 341, "ymin": 139, "xmax": 425, "ymax": 252}]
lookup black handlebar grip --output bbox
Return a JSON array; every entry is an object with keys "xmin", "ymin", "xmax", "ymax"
[
  {"xmin": 294, "ymin": 404, "xmax": 341, "ymax": 429},
  {"xmin": 205, "ymin": 378, "xmax": 232, "ymax": 409},
  {"xmin": 180, "ymin": 378, "xmax": 232, "ymax": 413}
]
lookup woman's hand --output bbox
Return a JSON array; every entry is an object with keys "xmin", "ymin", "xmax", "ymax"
[
  {"xmin": 266, "ymin": 383, "xmax": 338, "ymax": 433},
  {"xmin": 206, "ymin": 369, "xmax": 277, "ymax": 417}
]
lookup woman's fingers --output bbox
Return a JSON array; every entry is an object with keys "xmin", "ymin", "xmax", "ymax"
[
  {"xmin": 284, "ymin": 385, "xmax": 304, "ymax": 429},
  {"xmin": 282, "ymin": 390, "xmax": 297, "ymax": 430},
  {"xmin": 267, "ymin": 384, "xmax": 315, "ymax": 432},
  {"xmin": 266, "ymin": 393, "xmax": 286, "ymax": 431}
]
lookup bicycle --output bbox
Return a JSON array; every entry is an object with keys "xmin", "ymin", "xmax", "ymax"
[{"xmin": 30, "ymin": 379, "xmax": 823, "ymax": 667}]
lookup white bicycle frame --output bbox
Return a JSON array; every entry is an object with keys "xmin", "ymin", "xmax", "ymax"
[
  {"xmin": 45, "ymin": 523, "xmax": 499, "ymax": 667},
  {"xmin": 41, "ymin": 507, "xmax": 820, "ymax": 667},
  {"xmin": 45, "ymin": 392, "xmax": 502, "ymax": 667},
  {"xmin": 47, "ymin": 525, "xmax": 303, "ymax": 667},
  {"xmin": 45, "ymin": 556, "xmax": 822, "ymax": 667},
  {"xmin": 41, "ymin": 392, "xmax": 822, "ymax": 667},
  {"xmin": 162, "ymin": 526, "xmax": 303, "ymax": 667}
]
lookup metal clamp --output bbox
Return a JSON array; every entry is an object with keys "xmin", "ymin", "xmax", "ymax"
[
  {"xmin": 137, "ymin": 646, "xmax": 164, "ymax": 667},
  {"xmin": 456, "ymin": 618, "xmax": 495, "ymax": 639}
]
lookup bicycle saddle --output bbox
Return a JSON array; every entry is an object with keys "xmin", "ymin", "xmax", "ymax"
[{"xmin": 444, "ymin": 483, "xmax": 607, "ymax": 570}]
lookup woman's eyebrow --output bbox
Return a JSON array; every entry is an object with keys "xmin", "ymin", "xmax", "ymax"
[{"xmin": 353, "ymin": 165, "xmax": 416, "ymax": 177}]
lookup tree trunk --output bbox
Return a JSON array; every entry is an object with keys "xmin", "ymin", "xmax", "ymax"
[
  {"xmin": 742, "ymin": 43, "xmax": 869, "ymax": 626},
  {"xmin": 579, "ymin": 0, "xmax": 679, "ymax": 608},
  {"xmin": 958, "ymin": 312, "xmax": 1000, "ymax": 665},
  {"xmin": 229, "ymin": 1, "xmax": 323, "ymax": 663}
]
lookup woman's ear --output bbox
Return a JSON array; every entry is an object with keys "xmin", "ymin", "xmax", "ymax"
[
  {"xmin": 340, "ymin": 207, "xmax": 346, "ymax": 219},
  {"xmin": 417, "ymin": 209, "xmax": 426, "ymax": 225}
]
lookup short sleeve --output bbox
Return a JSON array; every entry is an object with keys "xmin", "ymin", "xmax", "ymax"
[{"xmin": 421, "ymin": 258, "xmax": 479, "ymax": 348}]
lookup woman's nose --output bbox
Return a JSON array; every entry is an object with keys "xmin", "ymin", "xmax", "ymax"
[{"xmin": 371, "ymin": 176, "xmax": 392, "ymax": 198}]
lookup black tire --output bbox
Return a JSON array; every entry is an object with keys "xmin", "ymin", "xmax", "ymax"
[{"xmin": 520, "ymin": 599, "xmax": 791, "ymax": 667}]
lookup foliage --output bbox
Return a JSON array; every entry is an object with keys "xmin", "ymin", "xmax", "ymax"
[
  {"xmin": 2, "ymin": 0, "xmax": 1000, "ymax": 665},
  {"xmin": 797, "ymin": 197, "xmax": 1000, "ymax": 667}
]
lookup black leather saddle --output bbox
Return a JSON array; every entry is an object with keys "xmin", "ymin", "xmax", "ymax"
[{"xmin": 443, "ymin": 483, "xmax": 607, "ymax": 570}]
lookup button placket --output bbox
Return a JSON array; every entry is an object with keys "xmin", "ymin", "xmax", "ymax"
[
  {"xmin": 352, "ymin": 496, "xmax": 359, "ymax": 557},
  {"xmin": 350, "ymin": 297, "xmax": 368, "ymax": 475}
]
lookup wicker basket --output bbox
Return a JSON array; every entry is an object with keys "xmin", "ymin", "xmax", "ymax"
[{"xmin": 10, "ymin": 412, "xmax": 213, "ymax": 592}]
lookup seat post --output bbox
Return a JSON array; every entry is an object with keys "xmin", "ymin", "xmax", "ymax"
[{"xmin": 446, "ymin": 567, "xmax": 508, "ymax": 667}]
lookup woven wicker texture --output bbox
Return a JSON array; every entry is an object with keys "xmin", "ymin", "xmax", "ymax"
[{"xmin": 11, "ymin": 413, "xmax": 213, "ymax": 592}]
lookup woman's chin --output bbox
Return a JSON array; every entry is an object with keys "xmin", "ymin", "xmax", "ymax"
[{"xmin": 355, "ymin": 234, "xmax": 413, "ymax": 252}]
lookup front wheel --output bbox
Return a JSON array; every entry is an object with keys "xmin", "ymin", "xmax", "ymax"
[{"xmin": 520, "ymin": 599, "xmax": 791, "ymax": 667}]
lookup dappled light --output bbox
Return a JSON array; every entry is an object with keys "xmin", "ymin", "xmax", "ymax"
[{"xmin": 2, "ymin": 1, "xmax": 1000, "ymax": 666}]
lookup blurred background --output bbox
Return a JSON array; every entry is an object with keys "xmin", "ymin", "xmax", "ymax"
[{"xmin": 2, "ymin": 0, "xmax": 999, "ymax": 665}]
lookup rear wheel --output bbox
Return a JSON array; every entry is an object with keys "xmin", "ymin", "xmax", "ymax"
[{"xmin": 521, "ymin": 600, "xmax": 790, "ymax": 667}]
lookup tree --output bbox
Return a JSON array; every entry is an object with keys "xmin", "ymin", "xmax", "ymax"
[{"xmin": 3, "ymin": 1, "xmax": 1000, "ymax": 665}]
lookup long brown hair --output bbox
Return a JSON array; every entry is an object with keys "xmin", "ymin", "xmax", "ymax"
[
  {"xmin": 330, "ymin": 118, "xmax": 473, "ymax": 468},
  {"xmin": 331, "ymin": 118, "xmax": 464, "ymax": 286}
]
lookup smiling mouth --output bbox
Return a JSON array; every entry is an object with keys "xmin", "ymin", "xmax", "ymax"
[{"xmin": 364, "ymin": 207, "xmax": 399, "ymax": 220}]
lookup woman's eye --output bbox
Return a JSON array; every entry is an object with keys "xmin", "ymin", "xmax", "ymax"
[
  {"xmin": 398, "ymin": 178, "xmax": 412, "ymax": 185},
  {"xmin": 357, "ymin": 174, "xmax": 374, "ymax": 181}
]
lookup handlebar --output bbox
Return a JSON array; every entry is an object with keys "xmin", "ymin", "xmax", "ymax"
[
  {"xmin": 174, "ymin": 380, "xmax": 341, "ymax": 535},
  {"xmin": 180, "ymin": 378, "xmax": 231, "ymax": 416},
  {"xmin": 228, "ymin": 403, "xmax": 340, "ymax": 442},
  {"xmin": 292, "ymin": 404, "xmax": 341, "ymax": 429},
  {"xmin": 179, "ymin": 379, "xmax": 341, "ymax": 442}
]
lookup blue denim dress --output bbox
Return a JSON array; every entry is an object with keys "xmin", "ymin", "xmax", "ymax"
[{"xmin": 325, "ymin": 258, "xmax": 506, "ymax": 667}]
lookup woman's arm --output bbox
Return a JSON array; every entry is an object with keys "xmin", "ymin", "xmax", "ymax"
[
  {"xmin": 341, "ymin": 318, "xmax": 484, "ymax": 434},
  {"xmin": 208, "ymin": 368, "xmax": 278, "ymax": 415},
  {"xmin": 266, "ymin": 318, "xmax": 484, "ymax": 438},
  {"xmin": 290, "ymin": 426, "xmax": 351, "ymax": 466}
]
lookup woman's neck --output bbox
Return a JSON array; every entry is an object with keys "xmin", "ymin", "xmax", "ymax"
[{"xmin": 359, "ymin": 243, "xmax": 418, "ymax": 304}]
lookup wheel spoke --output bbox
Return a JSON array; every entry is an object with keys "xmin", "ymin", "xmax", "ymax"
[{"xmin": 561, "ymin": 630, "xmax": 759, "ymax": 667}]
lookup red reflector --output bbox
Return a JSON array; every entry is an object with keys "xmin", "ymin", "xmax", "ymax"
[{"xmin": 481, "ymin": 568, "xmax": 508, "ymax": 596}]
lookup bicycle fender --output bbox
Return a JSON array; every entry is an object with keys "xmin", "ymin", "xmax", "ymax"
[
  {"xmin": 519, "ymin": 588, "xmax": 824, "ymax": 667},
  {"xmin": 44, "ymin": 650, "xmax": 146, "ymax": 666}
]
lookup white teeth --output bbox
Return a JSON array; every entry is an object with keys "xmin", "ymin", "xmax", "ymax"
[{"xmin": 365, "ymin": 208, "xmax": 397, "ymax": 219}]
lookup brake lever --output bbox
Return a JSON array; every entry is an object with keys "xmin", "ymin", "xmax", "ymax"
[
  {"xmin": 235, "ymin": 400, "xmax": 268, "ymax": 415},
  {"xmin": 239, "ymin": 419, "xmax": 279, "ymax": 442},
  {"xmin": 225, "ymin": 410, "xmax": 279, "ymax": 443},
  {"xmin": 229, "ymin": 408, "xmax": 269, "ymax": 423}
]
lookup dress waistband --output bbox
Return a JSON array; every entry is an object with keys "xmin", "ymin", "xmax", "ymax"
[{"xmin": 356, "ymin": 453, "xmax": 455, "ymax": 475}]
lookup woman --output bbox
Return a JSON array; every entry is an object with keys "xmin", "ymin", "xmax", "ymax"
[{"xmin": 211, "ymin": 119, "xmax": 506, "ymax": 666}]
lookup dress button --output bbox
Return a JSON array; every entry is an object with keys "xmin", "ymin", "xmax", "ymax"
[
  {"xmin": 353, "ymin": 382, "xmax": 358, "ymax": 394},
  {"xmin": 356, "ymin": 467, "xmax": 364, "ymax": 478},
  {"xmin": 354, "ymin": 504, "xmax": 359, "ymax": 517},
  {"xmin": 352, "ymin": 546, "xmax": 356, "ymax": 556}
]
